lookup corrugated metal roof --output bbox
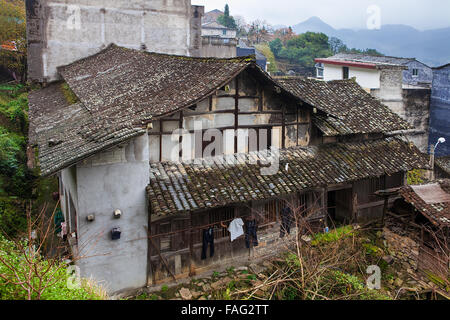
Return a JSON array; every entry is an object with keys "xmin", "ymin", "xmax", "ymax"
[{"xmin": 400, "ymin": 180, "xmax": 450, "ymax": 227}]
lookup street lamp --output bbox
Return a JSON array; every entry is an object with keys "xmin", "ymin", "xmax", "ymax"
[{"xmin": 430, "ymin": 137, "xmax": 446, "ymax": 180}]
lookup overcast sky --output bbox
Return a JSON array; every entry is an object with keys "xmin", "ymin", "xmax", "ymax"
[{"xmin": 192, "ymin": 0, "xmax": 450, "ymax": 30}]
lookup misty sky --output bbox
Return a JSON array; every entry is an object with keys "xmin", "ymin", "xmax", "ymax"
[{"xmin": 192, "ymin": 0, "xmax": 450, "ymax": 30}]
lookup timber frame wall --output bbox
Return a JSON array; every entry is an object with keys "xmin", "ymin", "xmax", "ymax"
[{"xmin": 147, "ymin": 69, "xmax": 312, "ymax": 163}]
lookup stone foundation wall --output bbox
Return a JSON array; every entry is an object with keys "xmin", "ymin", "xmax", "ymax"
[{"xmin": 383, "ymin": 228, "xmax": 419, "ymax": 271}]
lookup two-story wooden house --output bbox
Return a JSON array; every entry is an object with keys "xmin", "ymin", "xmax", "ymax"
[{"xmin": 29, "ymin": 44, "xmax": 428, "ymax": 294}]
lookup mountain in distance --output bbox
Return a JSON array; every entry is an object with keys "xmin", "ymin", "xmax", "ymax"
[{"xmin": 291, "ymin": 16, "xmax": 450, "ymax": 67}]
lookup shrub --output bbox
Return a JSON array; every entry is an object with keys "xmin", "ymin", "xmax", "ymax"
[
  {"xmin": 0, "ymin": 234, "xmax": 107, "ymax": 300},
  {"xmin": 311, "ymin": 225, "xmax": 354, "ymax": 246}
]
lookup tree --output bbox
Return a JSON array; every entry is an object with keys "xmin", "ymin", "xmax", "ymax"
[
  {"xmin": 0, "ymin": 0, "xmax": 27, "ymax": 83},
  {"xmin": 248, "ymin": 20, "xmax": 272, "ymax": 45},
  {"xmin": 278, "ymin": 32, "xmax": 333, "ymax": 68},
  {"xmin": 269, "ymin": 38, "xmax": 283, "ymax": 57},
  {"xmin": 329, "ymin": 37, "xmax": 348, "ymax": 54},
  {"xmin": 274, "ymin": 27, "xmax": 296, "ymax": 45},
  {"xmin": 234, "ymin": 15, "xmax": 248, "ymax": 37},
  {"xmin": 217, "ymin": 4, "xmax": 237, "ymax": 29}
]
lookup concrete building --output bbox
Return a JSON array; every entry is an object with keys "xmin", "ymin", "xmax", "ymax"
[
  {"xmin": 25, "ymin": 0, "xmax": 204, "ymax": 83},
  {"xmin": 429, "ymin": 64, "xmax": 450, "ymax": 157},
  {"xmin": 200, "ymin": 21, "xmax": 238, "ymax": 58},
  {"xmin": 315, "ymin": 54, "xmax": 432, "ymax": 153},
  {"xmin": 201, "ymin": 21, "xmax": 237, "ymax": 39},
  {"xmin": 28, "ymin": 45, "xmax": 427, "ymax": 294},
  {"xmin": 315, "ymin": 53, "xmax": 433, "ymax": 87},
  {"xmin": 202, "ymin": 9, "xmax": 223, "ymax": 25}
]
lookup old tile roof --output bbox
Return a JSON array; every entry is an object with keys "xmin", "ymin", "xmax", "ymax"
[
  {"xmin": 146, "ymin": 137, "xmax": 428, "ymax": 217},
  {"xmin": 29, "ymin": 44, "xmax": 258, "ymax": 176},
  {"xmin": 399, "ymin": 180, "xmax": 450, "ymax": 227},
  {"xmin": 28, "ymin": 82, "xmax": 146, "ymax": 176},
  {"xmin": 58, "ymin": 44, "xmax": 254, "ymax": 126},
  {"xmin": 277, "ymin": 78, "xmax": 412, "ymax": 136},
  {"xmin": 436, "ymin": 156, "xmax": 450, "ymax": 176},
  {"xmin": 321, "ymin": 53, "xmax": 416, "ymax": 67}
]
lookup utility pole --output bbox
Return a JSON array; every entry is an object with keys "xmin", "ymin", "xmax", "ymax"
[
  {"xmin": 430, "ymin": 137, "xmax": 446, "ymax": 181},
  {"xmin": 430, "ymin": 144, "xmax": 435, "ymax": 181}
]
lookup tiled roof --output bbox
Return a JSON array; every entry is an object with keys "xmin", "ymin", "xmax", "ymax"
[
  {"xmin": 58, "ymin": 44, "xmax": 253, "ymax": 126},
  {"xmin": 322, "ymin": 53, "xmax": 416, "ymax": 67},
  {"xmin": 399, "ymin": 180, "xmax": 450, "ymax": 227},
  {"xmin": 277, "ymin": 78, "xmax": 412, "ymax": 136},
  {"xmin": 29, "ymin": 44, "xmax": 256, "ymax": 176},
  {"xmin": 436, "ymin": 156, "xmax": 450, "ymax": 176},
  {"xmin": 28, "ymin": 83, "xmax": 146, "ymax": 176},
  {"xmin": 146, "ymin": 137, "xmax": 428, "ymax": 217}
]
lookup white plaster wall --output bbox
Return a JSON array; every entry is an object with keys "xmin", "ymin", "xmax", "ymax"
[
  {"xmin": 323, "ymin": 64, "xmax": 380, "ymax": 89},
  {"xmin": 30, "ymin": 0, "xmax": 194, "ymax": 81},
  {"xmin": 74, "ymin": 133, "xmax": 150, "ymax": 294},
  {"xmin": 201, "ymin": 28, "xmax": 237, "ymax": 38},
  {"xmin": 60, "ymin": 166, "xmax": 78, "ymax": 229}
]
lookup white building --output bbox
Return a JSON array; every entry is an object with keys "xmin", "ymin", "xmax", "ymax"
[
  {"xmin": 201, "ymin": 21, "xmax": 237, "ymax": 39},
  {"xmin": 315, "ymin": 54, "xmax": 432, "ymax": 153}
]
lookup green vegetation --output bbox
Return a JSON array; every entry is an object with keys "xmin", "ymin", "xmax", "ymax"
[
  {"xmin": 311, "ymin": 225, "xmax": 354, "ymax": 246},
  {"xmin": 329, "ymin": 36, "xmax": 383, "ymax": 56},
  {"xmin": 407, "ymin": 169, "xmax": 426, "ymax": 185},
  {"xmin": 269, "ymin": 32, "xmax": 383, "ymax": 69},
  {"xmin": 0, "ymin": 84, "xmax": 38, "ymax": 237},
  {"xmin": 0, "ymin": 0, "xmax": 27, "ymax": 82},
  {"xmin": 60, "ymin": 82, "xmax": 79, "ymax": 105},
  {"xmin": 217, "ymin": 4, "xmax": 237, "ymax": 29},
  {"xmin": 254, "ymin": 43, "xmax": 278, "ymax": 73},
  {"xmin": 270, "ymin": 32, "xmax": 332, "ymax": 68},
  {"xmin": 0, "ymin": 234, "xmax": 106, "ymax": 300}
]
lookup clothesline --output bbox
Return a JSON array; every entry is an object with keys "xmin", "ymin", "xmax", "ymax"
[{"xmin": 145, "ymin": 214, "xmax": 260, "ymax": 240}]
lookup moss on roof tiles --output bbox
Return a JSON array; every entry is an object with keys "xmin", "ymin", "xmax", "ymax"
[
  {"xmin": 278, "ymin": 78, "xmax": 411, "ymax": 136},
  {"xmin": 147, "ymin": 137, "xmax": 428, "ymax": 217}
]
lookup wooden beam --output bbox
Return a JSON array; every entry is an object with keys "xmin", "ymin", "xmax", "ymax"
[
  {"xmin": 281, "ymin": 105, "xmax": 286, "ymax": 149},
  {"xmin": 179, "ymin": 111, "xmax": 183, "ymax": 159},
  {"xmin": 188, "ymin": 211, "xmax": 195, "ymax": 277},
  {"xmin": 146, "ymin": 208, "xmax": 154, "ymax": 286},
  {"xmin": 234, "ymin": 76, "xmax": 239, "ymax": 154}
]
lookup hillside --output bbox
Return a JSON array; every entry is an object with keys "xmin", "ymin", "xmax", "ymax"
[{"xmin": 292, "ymin": 17, "xmax": 450, "ymax": 67}]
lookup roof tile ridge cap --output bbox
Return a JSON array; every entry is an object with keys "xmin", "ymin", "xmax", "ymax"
[{"xmin": 139, "ymin": 49, "xmax": 256, "ymax": 64}]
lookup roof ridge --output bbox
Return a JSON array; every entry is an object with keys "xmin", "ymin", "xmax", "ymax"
[{"xmin": 58, "ymin": 43, "xmax": 256, "ymax": 75}]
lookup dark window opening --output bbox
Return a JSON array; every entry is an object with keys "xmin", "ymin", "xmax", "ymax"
[{"xmin": 343, "ymin": 67, "xmax": 349, "ymax": 79}]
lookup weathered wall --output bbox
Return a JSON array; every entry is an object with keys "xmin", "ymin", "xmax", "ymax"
[
  {"xmin": 26, "ymin": 0, "xmax": 203, "ymax": 82},
  {"xmin": 403, "ymin": 60, "xmax": 433, "ymax": 87},
  {"xmin": 59, "ymin": 166, "xmax": 79, "ymax": 234},
  {"xmin": 430, "ymin": 66, "xmax": 450, "ymax": 157},
  {"xmin": 73, "ymin": 134, "xmax": 150, "ymax": 294},
  {"xmin": 372, "ymin": 68, "xmax": 430, "ymax": 152},
  {"xmin": 148, "ymin": 69, "xmax": 311, "ymax": 163},
  {"xmin": 201, "ymin": 37, "xmax": 237, "ymax": 58},
  {"xmin": 401, "ymin": 89, "xmax": 431, "ymax": 153}
]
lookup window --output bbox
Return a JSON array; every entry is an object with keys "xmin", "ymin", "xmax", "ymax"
[
  {"xmin": 317, "ymin": 68, "xmax": 324, "ymax": 78},
  {"xmin": 315, "ymin": 63, "xmax": 324, "ymax": 79},
  {"xmin": 412, "ymin": 68, "xmax": 419, "ymax": 77},
  {"xmin": 222, "ymin": 29, "xmax": 227, "ymax": 36},
  {"xmin": 343, "ymin": 67, "xmax": 349, "ymax": 79}
]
